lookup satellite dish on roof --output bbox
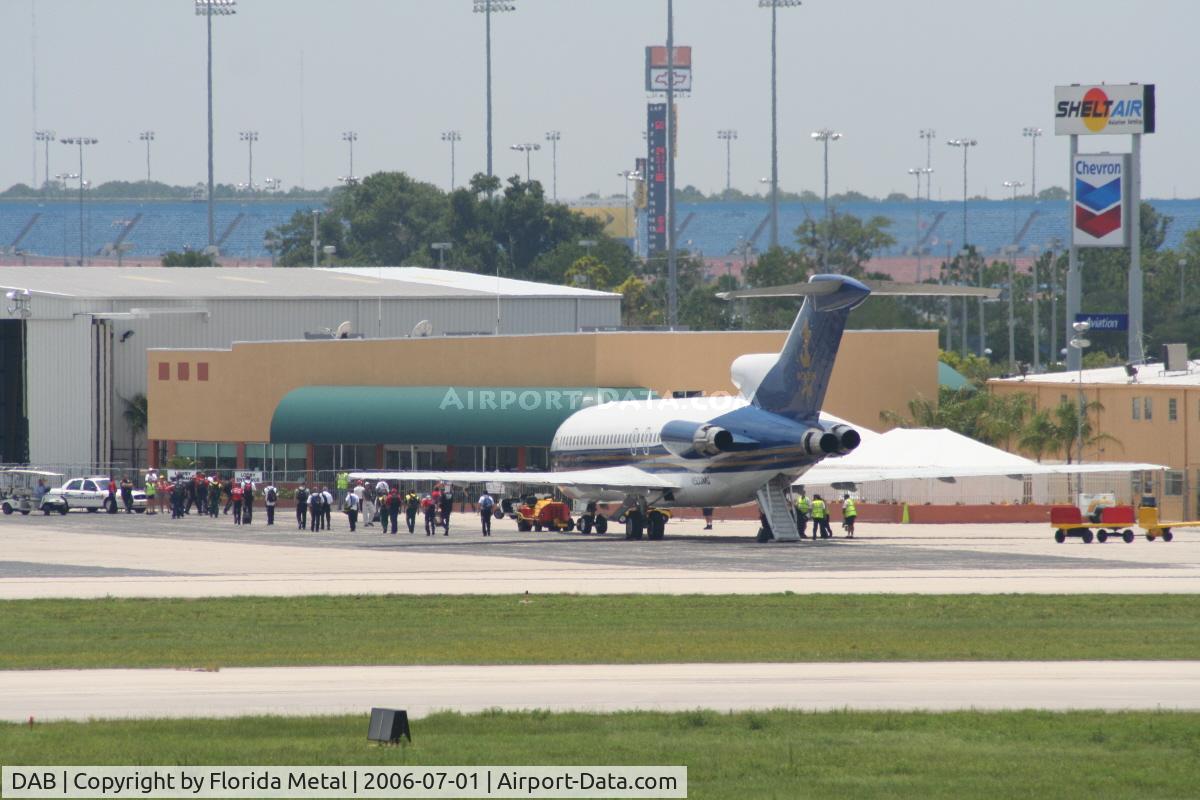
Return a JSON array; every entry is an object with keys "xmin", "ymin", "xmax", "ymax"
[
  {"xmin": 335, "ymin": 320, "xmax": 353, "ymax": 339},
  {"xmin": 411, "ymin": 320, "xmax": 433, "ymax": 338}
]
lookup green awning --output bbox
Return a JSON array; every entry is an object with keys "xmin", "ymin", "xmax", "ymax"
[
  {"xmin": 938, "ymin": 361, "xmax": 975, "ymax": 392},
  {"xmin": 270, "ymin": 386, "xmax": 653, "ymax": 447}
]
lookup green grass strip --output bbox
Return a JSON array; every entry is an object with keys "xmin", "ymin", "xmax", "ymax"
[
  {"xmin": 1, "ymin": 594, "xmax": 1198, "ymax": 670},
  {"xmin": 3, "ymin": 710, "xmax": 1199, "ymax": 799}
]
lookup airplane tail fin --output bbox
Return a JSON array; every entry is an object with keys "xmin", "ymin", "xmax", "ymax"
[{"xmin": 750, "ymin": 274, "xmax": 870, "ymax": 422}]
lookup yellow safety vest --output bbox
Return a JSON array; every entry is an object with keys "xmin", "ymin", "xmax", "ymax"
[
  {"xmin": 843, "ymin": 498, "xmax": 857, "ymax": 517},
  {"xmin": 795, "ymin": 496, "xmax": 810, "ymax": 513},
  {"xmin": 811, "ymin": 499, "xmax": 827, "ymax": 519}
]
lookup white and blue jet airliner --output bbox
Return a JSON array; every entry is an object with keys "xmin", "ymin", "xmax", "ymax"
[{"xmin": 355, "ymin": 273, "xmax": 870, "ymax": 541}]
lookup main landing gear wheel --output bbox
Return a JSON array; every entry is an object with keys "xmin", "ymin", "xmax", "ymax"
[
  {"xmin": 624, "ymin": 510, "xmax": 645, "ymax": 540},
  {"xmin": 594, "ymin": 515, "xmax": 608, "ymax": 534},
  {"xmin": 578, "ymin": 515, "xmax": 593, "ymax": 535},
  {"xmin": 647, "ymin": 510, "xmax": 667, "ymax": 540}
]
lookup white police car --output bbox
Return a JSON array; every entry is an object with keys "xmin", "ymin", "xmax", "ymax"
[{"xmin": 40, "ymin": 476, "xmax": 147, "ymax": 514}]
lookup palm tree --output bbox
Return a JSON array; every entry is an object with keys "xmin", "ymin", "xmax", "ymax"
[
  {"xmin": 1051, "ymin": 398, "xmax": 1120, "ymax": 464},
  {"xmin": 977, "ymin": 393, "xmax": 1031, "ymax": 450},
  {"xmin": 121, "ymin": 393, "xmax": 148, "ymax": 470},
  {"xmin": 1017, "ymin": 409, "xmax": 1058, "ymax": 463},
  {"xmin": 1050, "ymin": 398, "xmax": 1122, "ymax": 495}
]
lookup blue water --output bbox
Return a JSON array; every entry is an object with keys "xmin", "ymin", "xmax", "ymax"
[{"xmin": 3, "ymin": 198, "xmax": 1198, "ymax": 262}]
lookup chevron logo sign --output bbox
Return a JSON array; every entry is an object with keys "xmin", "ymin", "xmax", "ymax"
[{"xmin": 1072, "ymin": 154, "xmax": 1128, "ymax": 247}]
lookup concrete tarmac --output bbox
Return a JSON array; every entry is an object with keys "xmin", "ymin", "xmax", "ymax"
[
  {"xmin": 2, "ymin": 512, "xmax": 1198, "ymax": 598},
  {"xmin": 2, "ymin": 662, "xmax": 1197, "ymax": 722}
]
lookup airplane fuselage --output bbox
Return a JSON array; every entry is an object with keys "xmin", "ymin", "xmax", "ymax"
[{"xmin": 549, "ymin": 397, "xmax": 834, "ymax": 507}]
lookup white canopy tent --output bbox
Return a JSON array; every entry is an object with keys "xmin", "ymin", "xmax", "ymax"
[{"xmin": 800, "ymin": 428, "xmax": 1164, "ymax": 506}]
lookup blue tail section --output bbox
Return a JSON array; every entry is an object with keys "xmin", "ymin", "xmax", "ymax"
[{"xmin": 750, "ymin": 274, "xmax": 871, "ymax": 423}]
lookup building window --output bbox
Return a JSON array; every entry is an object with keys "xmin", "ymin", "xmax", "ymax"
[
  {"xmin": 245, "ymin": 443, "xmax": 267, "ymax": 473},
  {"xmin": 1169, "ymin": 398, "xmax": 1178, "ymax": 421},
  {"xmin": 1132, "ymin": 397, "xmax": 1140, "ymax": 420},
  {"xmin": 195, "ymin": 442, "xmax": 217, "ymax": 470},
  {"xmin": 177, "ymin": 362, "xmax": 189, "ymax": 381},
  {"xmin": 218, "ymin": 443, "xmax": 238, "ymax": 471},
  {"xmin": 197, "ymin": 362, "xmax": 209, "ymax": 381},
  {"xmin": 1165, "ymin": 470, "xmax": 1184, "ymax": 496},
  {"xmin": 158, "ymin": 362, "xmax": 169, "ymax": 380},
  {"xmin": 1144, "ymin": 397, "xmax": 1153, "ymax": 420}
]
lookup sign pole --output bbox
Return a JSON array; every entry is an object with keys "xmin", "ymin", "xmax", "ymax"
[
  {"xmin": 1129, "ymin": 132, "xmax": 1144, "ymax": 363},
  {"xmin": 1066, "ymin": 133, "xmax": 1081, "ymax": 372}
]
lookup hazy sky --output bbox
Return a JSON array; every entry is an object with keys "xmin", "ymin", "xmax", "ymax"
[{"xmin": 1, "ymin": 0, "xmax": 1194, "ymax": 200}]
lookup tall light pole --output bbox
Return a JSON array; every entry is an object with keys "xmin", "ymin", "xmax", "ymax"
[
  {"xmin": 916, "ymin": 127, "xmax": 936, "ymax": 167},
  {"xmin": 139, "ymin": 131, "xmax": 155, "ymax": 194},
  {"xmin": 1070, "ymin": 320, "xmax": 1091, "ymax": 465},
  {"xmin": 759, "ymin": 0, "xmax": 801, "ymax": 250},
  {"xmin": 919, "ymin": 128, "xmax": 935, "ymax": 198},
  {"xmin": 665, "ymin": 0, "xmax": 679, "ymax": 328},
  {"xmin": 341, "ymin": 131, "xmax": 357, "ymax": 183},
  {"xmin": 239, "ymin": 130, "xmax": 258, "ymax": 191},
  {"xmin": 1048, "ymin": 236, "xmax": 1062, "ymax": 367},
  {"xmin": 473, "ymin": 1, "xmax": 515, "ymax": 187},
  {"xmin": 60, "ymin": 137, "xmax": 97, "ymax": 266},
  {"xmin": 1002, "ymin": 179, "xmax": 1025, "ymax": 241},
  {"xmin": 907, "ymin": 167, "xmax": 929, "ymax": 280},
  {"xmin": 311, "ymin": 210, "xmax": 320, "ymax": 268},
  {"xmin": 811, "ymin": 128, "xmax": 842, "ymax": 269},
  {"xmin": 1023, "ymin": 126, "xmax": 1042, "ymax": 200},
  {"xmin": 441, "ymin": 130, "xmax": 462, "ymax": 189},
  {"xmin": 431, "ymin": 242, "xmax": 452, "ymax": 269},
  {"xmin": 544, "ymin": 131, "xmax": 560, "ymax": 200},
  {"xmin": 510, "ymin": 143, "xmax": 540, "ymax": 182},
  {"xmin": 195, "ymin": 0, "xmax": 236, "ymax": 253},
  {"xmin": 717, "ymin": 129, "xmax": 737, "ymax": 192},
  {"xmin": 35, "ymin": 130, "xmax": 55, "ymax": 189},
  {"xmin": 946, "ymin": 138, "xmax": 977, "ymax": 246},
  {"xmin": 619, "ymin": 170, "xmax": 642, "ymax": 242}
]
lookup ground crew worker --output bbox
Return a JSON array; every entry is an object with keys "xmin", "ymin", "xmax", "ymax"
[
  {"xmin": 386, "ymin": 488, "xmax": 401, "ymax": 535},
  {"xmin": 422, "ymin": 494, "xmax": 438, "ymax": 536},
  {"xmin": 264, "ymin": 481, "xmax": 278, "ymax": 526},
  {"xmin": 196, "ymin": 476, "xmax": 209, "ymax": 517},
  {"xmin": 478, "ymin": 491, "xmax": 495, "ymax": 536},
  {"xmin": 295, "ymin": 483, "xmax": 309, "ymax": 530},
  {"xmin": 794, "ymin": 488, "xmax": 811, "ymax": 538},
  {"xmin": 309, "ymin": 487, "xmax": 322, "ymax": 532},
  {"xmin": 811, "ymin": 494, "xmax": 831, "ymax": 539},
  {"xmin": 209, "ymin": 476, "xmax": 221, "ymax": 517},
  {"xmin": 144, "ymin": 472, "xmax": 157, "ymax": 515},
  {"xmin": 231, "ymin": 482, "xmax": 243, "ymax": 526},
  {"xmin": 404, "ymin": 489, "xmax": 420, "ymax": 533},
  {"xmin": 335, "ymin": 471, "xmax": 350, "ymax": 505},
  {"xmin": 321, "ymin": 486, "xmax": 333, "ymax": 529},
  {"xmin": 344, "ymin": 489, "xmax": 359, "ymax": 532},
  {"xmin": 439, "ymin": 485, "xmax": 453, "ymax": 536},
  {"xmin": 842, "ymin": 494, "xmax": 857, "ymax": 538}
]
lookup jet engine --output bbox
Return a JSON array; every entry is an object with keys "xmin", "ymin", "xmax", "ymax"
[{"xmin": 660, "ymin": 421, "xmax": 735, "ymax": 458}]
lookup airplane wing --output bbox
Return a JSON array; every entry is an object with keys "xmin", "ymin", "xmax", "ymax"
[{"xmin": 348, "ymin": 466, "xmax": 682, "ymax": 494}]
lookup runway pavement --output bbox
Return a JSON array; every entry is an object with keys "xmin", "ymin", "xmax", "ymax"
[
  {"xmin": 2, "ymin": 662, "xmax": 1196, "ymax": 722},
  {"xmin": 2, "ymin": 511, "xmax": 1199, "ymax": 598}
]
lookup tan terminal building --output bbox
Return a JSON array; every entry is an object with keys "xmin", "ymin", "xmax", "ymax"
[
  {"xmin": 146, "ymin": 328, "xmax": 938, "ymax": 481},
  {"xmin": 990, "ymin": 359, "xmax": 1200, "ymax": 519}
]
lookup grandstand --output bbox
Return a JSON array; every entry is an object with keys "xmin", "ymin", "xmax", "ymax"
[{"xmin": 1, "ymin": 197, "xmax": 1198, "ymax": 267}]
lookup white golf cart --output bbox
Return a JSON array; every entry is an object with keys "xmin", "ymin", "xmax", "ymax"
[{"xmin": 0, "ymin": 469, "xmax": 64, "ymax": 516}]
